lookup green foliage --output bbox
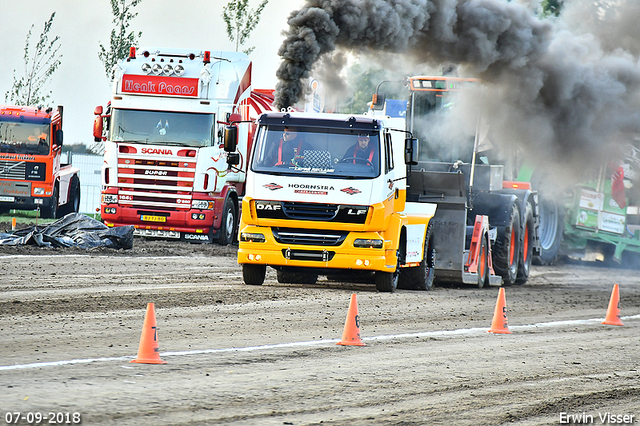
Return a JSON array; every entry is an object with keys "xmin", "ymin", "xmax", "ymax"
[
  {"xmin": 541, "ymin": 0, "xmax": 563, "ymax": 17},
  {"xmin": 338, "ymin": 65, "xmax": 405, "ymax": 114},
  {"xmin": 5, "ymin": 12, "xmax": 62, "ymax": 106},
  {"xmin": 98, "ymin": 0, "xmax": 143, "ymax": 80},
  {"xmin": 222, "ymin": 0, "xmax": 268, "ymax": 55}
]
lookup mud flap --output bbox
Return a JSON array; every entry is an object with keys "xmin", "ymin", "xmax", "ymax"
[{"xmin": 464, "ymin": 215, "xmax": 502, "ymax": 286}]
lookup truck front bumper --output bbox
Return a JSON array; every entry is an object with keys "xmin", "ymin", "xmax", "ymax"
[
  {"xmin": 237, "ymin": 225, "xmax": 396, "ymax": 273},
  {"xmin": 102, "ymin": 205, "xmax": 214, "ymax": 232},
  {"xmin": 0, "ymin": 196, "xmax": 54, "ymax": 212}
]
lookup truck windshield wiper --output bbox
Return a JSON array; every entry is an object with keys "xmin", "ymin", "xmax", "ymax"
[{"xmin": 151, "ymin": 141, "xmax": 197, "ymax": 147}]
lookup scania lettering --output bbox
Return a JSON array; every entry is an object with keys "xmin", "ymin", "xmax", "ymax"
[
  {"xmin": 94, "ymin": 47, "xmax": 277, "ymax": 244},
  {"xmin": 184, "ymin": 233, "xmax": 209, "ymax": 241},
  {"xmin": 0, "ymin": 105, "xmax": 80, "ymax": 218},
  {"xmin": 140, "ymin": 148, "xmax": 173, "ymax": 155}
]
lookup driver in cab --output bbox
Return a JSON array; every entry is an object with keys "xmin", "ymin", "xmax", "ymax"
[
  {"xmin": 342, "ymin": 133, "xmax": 377, "ymax": 165},
  {"xmin": 266, "ymin": 127, "xmax": 312, "ymax": 167}
]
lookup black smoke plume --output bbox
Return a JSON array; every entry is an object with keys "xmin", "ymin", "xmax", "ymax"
[{"xmin": 274, "ymin": 0, "xmax": 640, "ymax": 172}]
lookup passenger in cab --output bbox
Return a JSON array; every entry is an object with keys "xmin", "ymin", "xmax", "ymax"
[{"xmin": 342, "ymin": 133, "xmax": 377, "ymax": 165}]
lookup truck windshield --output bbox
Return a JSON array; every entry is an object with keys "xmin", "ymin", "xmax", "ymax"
[
  {"xmin": 409, "ymin": 78, "xmax": 481, "ymax": 163},
  {"xmin": 110, "ymin": 109, "xmax": 215, "ymax": 147},
  {"xmin": 251, "ymin": 125, "xmax": 381, "ymax": 178},
  {"xmin": 410, "ymin": 90, "xmax": 477, "ymax": 163},
  {"xmin": 0, "ymin": 122, "xmax": 50, "ymax": 155}
]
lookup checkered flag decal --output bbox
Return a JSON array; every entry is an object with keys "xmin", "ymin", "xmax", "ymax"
[{"xmin": 303, "ymin": 150, "xmax": 332, "ymax": 169}]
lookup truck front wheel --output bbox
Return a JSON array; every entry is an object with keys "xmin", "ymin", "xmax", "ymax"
[
  {"xmin": 516, "ymin": 202, "xmax": 534, "ymax": 284},
  {"xmin": 533, "ymin": 195, "xmax": 563, "ymax": 265},
  {"xmin": 492, "ymin": 205, "xmax": 520, "ymax": 286},
  {"xmin": 375, "ymin": 271, "xmax": 398, "ymax": 292},
  {"xmin": 60, "ymin": 176, "xmax": 80, "ymax": 216},
  {"xmin": 243, "ymin": 264, "xmax": 266, "ymax": 285},
  {"xmin": 477, "ymin": 234, "xmax": 489, "ymax": 289},
  {"xmin": 42, "ymin": 184, "xmax": 59, "ymax": 219},
  {"xmin": 398, "ymin": 223, "xmax": 435, "ymax": 291},
  {"xmin": 375, "ymin": 252, "xmax": 400, "ymax": 292},
  {"xmin": 216, "ymin": 197, "xmax": 237, "ymax": 245}
]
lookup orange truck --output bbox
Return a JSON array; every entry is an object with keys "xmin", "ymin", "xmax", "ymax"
[{"xmin": 0, "ymin": 105, "xmax": 80, "ymax": 218}]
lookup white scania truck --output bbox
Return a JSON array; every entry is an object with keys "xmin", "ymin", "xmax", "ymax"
[{"xmin": 93, "ymin": 47, "xmax": 276, "ymax": 244}]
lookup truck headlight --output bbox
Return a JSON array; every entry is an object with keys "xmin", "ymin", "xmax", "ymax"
[
  {"xmin": 192, "ymin": 200, "xmax": 213, "ymax": 209},
  {"xmin": 102, "ymin": 194, "xmax": 118, "ymax": 204},
  {"xmin": 240, "ymin": 232, "xmax": 266, "ymax": 243},
  {"xmin": 353, "ymin": 238, "xmax": 383, "ymax": 249},
  {"xmin": 33, "ymin": 188, "xmax": 45, "ymax": 195}
]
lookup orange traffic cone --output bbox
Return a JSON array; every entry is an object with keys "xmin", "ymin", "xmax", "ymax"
[
  {"xmin": 130, "ymin": 303, "xmax": 167, "ymax": 364},
  {"xmin": 602, "ymin": 284, "xmax": 624, "ymax": 326},
  {"xmin": 337, "ymin": 294, "xmax": 366, "ymax": 346},
  {"xmin": 488, "ymin": 287, "xmax": 511, "ymax": 334}
]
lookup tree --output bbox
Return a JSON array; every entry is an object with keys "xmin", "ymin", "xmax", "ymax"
[
  {"xmin": 98, "ymin": 0, "xmax": 143, "ymax": 80},
  {"xmin": 541, "ymin": 0, "xmax": 563, "ymax": 17},
  {"xmin": 5, "ymin": 12, "xmax": 62, "ymax": 106},
  {"xmin": 337, "ymin": 64, "xmax": 405, "ymax": 114},
  {"xmin": 222, "ymin": 0, "xmax": 269, "ymax": 55}
]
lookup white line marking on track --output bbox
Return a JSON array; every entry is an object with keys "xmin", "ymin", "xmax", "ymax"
[{"xmin": 1, "ymin": 314, "xmax": 638, "ymax": 371}]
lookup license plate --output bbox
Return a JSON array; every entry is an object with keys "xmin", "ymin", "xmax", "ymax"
[
  {"xmin": 134, "ymin": 229, "xmax": 180, "ymax": 238},
  {"xmin": 140, "ymin": 215, "xmax": 167, "ymax": 222},
  {"xmin": 0, "ymin": 196, "xmax": 15, "ymax": 202}
]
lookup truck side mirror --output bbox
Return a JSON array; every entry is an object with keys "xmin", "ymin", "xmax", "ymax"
[
  {"xmin": 227, "ymin": 113, "xmax": 242, "ymax": 124},
  {"xmin": 405, "ymin": 137, "xmax": 418, "ymax": 165},
  {"xmin": 224, "ymin": 125, "xmax": 238, "ymax": 152},
  {"xmin": 93, "ymin": 116, "xmax": 104, "ymax": 142},
  {"xmin": 227, "ymin": 152, "xmax": 240, "ymax": 166},
  {"xmin": 55, "ymin": 129, "xmax": 63, "ymax": 147},
  {"xmin": 94, "ymin": 105, "xmax": 103, "ymax": 115}
]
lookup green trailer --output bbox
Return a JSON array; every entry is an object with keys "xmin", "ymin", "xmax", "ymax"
[{"xmin": 560, "ymin": 163, "xmax": 640, "ymax": 265}]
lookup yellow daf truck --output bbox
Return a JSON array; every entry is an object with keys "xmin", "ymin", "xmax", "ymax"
[{"xmin": 228, "ymin": 112, "xmax": 501, "ymax": 291}]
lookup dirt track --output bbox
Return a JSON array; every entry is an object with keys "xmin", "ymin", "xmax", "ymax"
[{"xmin": 1, "ymin": 232, "xmax": 639, "ymax": 426}]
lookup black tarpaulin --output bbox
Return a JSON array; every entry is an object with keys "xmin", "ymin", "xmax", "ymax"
[{"xmin": 0, "ymin": 213, "xmax": 134, "ymax": 249}]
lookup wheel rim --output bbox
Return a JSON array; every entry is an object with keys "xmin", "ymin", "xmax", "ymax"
[
  {"xmin": 225, "ymin": 207, "xmax": 235, "ymax": 240},
  {"xmin": 479, "ymin": 240, "xmax": 486, "ymax": 283},
  {"xmin": 538, "ymin": 200, "xmax": 559, "ymax": 251},
  {"xmin": 73, "ymin": 187, "xmax": 80, "ymax": 211},
  {"xmin": 523, "ymin": 225, "xmax": 530, "ymax": 263},
  {"xmin": 50, "ymin": 186, "xmax": 58, "ymax": 218},
  {"xmin": 509, "ymin": 228, "xmax": 516, "ymax": 267},
  {"xmin": 427, "ymin": 240, "xmax": 435, "ymax": 276}
]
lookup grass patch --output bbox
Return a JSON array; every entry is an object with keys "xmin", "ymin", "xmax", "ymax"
[{"xmin": 0, "ymin": 210, "xmax": 101, "ymax": 227}]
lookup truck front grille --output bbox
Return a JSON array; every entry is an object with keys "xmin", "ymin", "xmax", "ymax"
[
  {"xmin": 0, "ymin": 160, "xmax": 26, "ymax": 180},
  {"xmin": 273, "ymin": 228, "xmax": 348, "ymax": 246},
  {"xmin": 254, "ymin": 201, "xmax": 369, "ymax": 224},
  {"xmin": 116, "ymin": 154, "xmax": 196, "ymax": 210},
  {"xmin": 282, "ymin": 202, "xmax": 338, "ymax": 220}
]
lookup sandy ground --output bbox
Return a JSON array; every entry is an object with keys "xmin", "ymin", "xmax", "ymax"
[{"xmin": 0, "ymin": 228, "xmax": 639, "ymax": 426}]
